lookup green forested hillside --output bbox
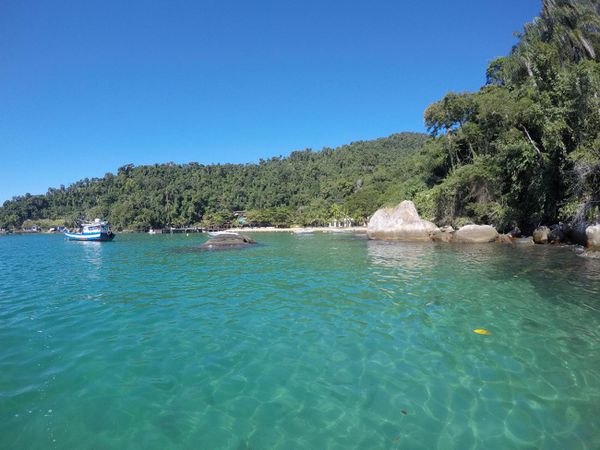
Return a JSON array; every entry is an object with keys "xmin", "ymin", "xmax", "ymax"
[
  {"xmin": 2, "ymin": 0, "xmax": 599, "ymax": 232},
  {"xmin": 0, "ymin": 133, "xmax": 428, "ymax": 230}
]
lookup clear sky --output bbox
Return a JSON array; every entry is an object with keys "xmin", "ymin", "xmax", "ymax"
[{"xmin": 0, "ymin": 0, "xmax": 541, "ymax": 202}]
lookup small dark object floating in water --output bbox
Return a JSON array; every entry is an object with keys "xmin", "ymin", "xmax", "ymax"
[{"xmin": 401, "ymin": 410, "xmax": 407, "ymax": 415}]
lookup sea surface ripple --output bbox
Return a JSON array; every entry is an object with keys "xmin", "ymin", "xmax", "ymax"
[{"xmin": 1, "ymin": 233, "xmax": 599, "ymax": 449}]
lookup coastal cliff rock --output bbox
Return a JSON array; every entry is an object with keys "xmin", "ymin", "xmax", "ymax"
[
  {"xmin": 200, "ymin": 233, "xmax": 256, "ymax": 250},
  {"xmin": 586, "ymin": 224, "xmax": 600, "ymax": 249},
  {"xmin": 367, "ymin": 201, "xmax": 439, "ymax": 241},
  {"xmin": 454, "ymin": 224, "xmax": 499, "ymax": 243},
  {"xmin": 533, "ymin": 226, "xmax": 550, "ymax": 244}
]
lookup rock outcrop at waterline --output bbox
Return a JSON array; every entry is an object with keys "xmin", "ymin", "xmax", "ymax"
[
  {"xmin": 587, "ymin": 224, "xmax": 600, "ymax": 249},
  {"xmin": 200, "ymin": 233, "xmax": 256, "ymax": 250},
  {"xmin": 431, "ymin": 226, "xmax": 454, "ymax": 243},
  {"xmin": 532, "ymin": 224, "xmax": 566, "ymax": 244},
  {"xmin": 367, "ymin": 201, "xmax": 439, "ymax": 241},
  {"xmin": 454, "ymin": 224, "xmax": 499, "ymax": 243},
  {"xmin": 533, "ymin": 226, "xmax": 550, "ymax": 244},
  {"xmin": 367, "ymin": 201, "xmax": 503, "ymax": 243},
  {"xmin": 367, "ymin": 201, "xmax": 597, "ymax": 247}
]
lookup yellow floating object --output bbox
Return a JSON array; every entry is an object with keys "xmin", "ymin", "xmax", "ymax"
[{"xmin": 473, "ymin": 328, "xmax": 492, "ymax": 335}]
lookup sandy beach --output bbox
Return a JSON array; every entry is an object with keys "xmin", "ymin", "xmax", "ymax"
[{"xmin": 226, "ymin": 226, "xmax": 367, "ymax": 233}]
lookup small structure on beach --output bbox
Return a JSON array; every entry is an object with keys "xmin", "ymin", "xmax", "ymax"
[
  {"xmin": 328, "ymin": 216, "xmax": 354, "ymax": 228},
  {"xmin": 233, "ymin": 211, "xmax": 248, "ymax": 226}
]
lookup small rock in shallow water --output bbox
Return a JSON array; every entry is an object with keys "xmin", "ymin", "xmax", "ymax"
[
  {"xmin": 496, "ymin": 234, "xmax": 514, "ymax": 244},
  {"xmin": 533, "ymin": 226, "xmax": 550, "ymax": 244},
  {"xmin": 586, "ymin": 224, "xmax": 600, "ymax": 249},
  {"xmin": 200, "ymin": 233, "xmax": 256, "ymax": 250},
  {"xmin": 431, "ymin": 227, "xmax": 454, "ymax": 243}
]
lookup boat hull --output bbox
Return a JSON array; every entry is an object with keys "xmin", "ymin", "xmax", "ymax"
[
  {"xmin": 64, "ymin": 232, "xmax": 115, "ymax": 242},
  {"xmin": 208, "ymin": 231, "xmax": 239, "ymax": 237}
]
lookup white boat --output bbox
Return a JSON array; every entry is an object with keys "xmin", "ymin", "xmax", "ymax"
[
  {"xmin": 208, "ymin": 231, "xmax": 239, "ymax": 237},
  {"xmin": 65, "ymin": 219, "xmax": 115, "ymax": 242},
  {"xmin": 293, "ymin": 228, "xmax": 315, "ymax": 234},
  {"xmin": 148, "ymin": 228, "xmax": 159, "ymax": 234}
]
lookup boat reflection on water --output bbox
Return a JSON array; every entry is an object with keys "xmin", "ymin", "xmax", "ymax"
[{"xmin": 80, "ymin": 240, "xmax": 104, "ymax": 281}]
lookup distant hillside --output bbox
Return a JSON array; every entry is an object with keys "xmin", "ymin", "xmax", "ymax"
[{"xmin": 0, "ymin": 132, "xmax": 429, "ymax": 230}]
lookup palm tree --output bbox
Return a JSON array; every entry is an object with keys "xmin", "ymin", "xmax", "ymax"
[{"xmin": 539, "ymin": 0, "xmax": 600, "ymax": 61}]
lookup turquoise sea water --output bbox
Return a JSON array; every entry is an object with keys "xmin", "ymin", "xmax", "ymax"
[{"xmin": 1, "ymin": 232, "xmax": 600, "ymax": 449}]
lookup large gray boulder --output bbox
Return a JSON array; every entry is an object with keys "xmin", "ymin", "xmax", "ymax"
[
  {"xmin": 200, "ymin": 233, "xmax": 256, "ymax": 250},
  {"xmin": 454, "ymin": 224, "xmax": 499, "ymax": 243},
  {"xmin": 586, "ymin": 224, "xmax": 600, "ymax": 249},
  {"xmin": 367, "ymin": 201, "xmax": 439, "ymax": 241}
]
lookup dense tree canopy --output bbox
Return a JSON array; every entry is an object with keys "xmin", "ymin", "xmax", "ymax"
[
  {"xmin": 0, "ymin": 133, "xmax": 428, "ymax": 230},
  {"xmin": 408, "ymin": 0, "xmax": 600, "ymax": 232},
  {"xmin": 2, "ymin": 0, "xmax": 599, "ymax": 233}
]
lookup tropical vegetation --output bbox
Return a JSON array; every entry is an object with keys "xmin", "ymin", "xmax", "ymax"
[
  {"xmin": 411, "ymin": 0, "xmax": 600, "ymax": 232},
  {"xmin": 0, "ymin": 134, "xmax": 428, "ymax": 230}
]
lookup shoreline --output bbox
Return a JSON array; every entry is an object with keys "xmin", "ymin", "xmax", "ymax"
[{"xmin": 227, "ymin": 226, "xmax": 367, "ymax": 233}]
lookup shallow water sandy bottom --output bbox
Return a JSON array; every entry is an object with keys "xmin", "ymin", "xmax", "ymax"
[{"xmin": 1, "ymin": 233, "xmax": 599, "ymax": 449}]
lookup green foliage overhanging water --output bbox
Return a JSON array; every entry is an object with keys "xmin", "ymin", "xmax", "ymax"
[
  {"xmin": 418, "ymin": 0, "xmax": 600, "ymax": 232},
  {"xmin": 1, "ymin": 0, "xmax": 599, "ymax": 232}
]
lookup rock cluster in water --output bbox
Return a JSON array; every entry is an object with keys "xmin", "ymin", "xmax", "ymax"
[
  {"xmin": 200, "ymin": 233, "xmax": 256, "ymax": 250},
  {"xmin": 367, "ymin": 201, "xmax": 506, "ymax": 243},
  {"xmin": 367, "ymin": 200, "xmax": 600, "ymax": 251},
  {"xmin": 530, "ymin": 223, "xmax": 600, "ymax": 249},
  {"xmin": 532, "ymin": 225, "xmax": 565, "ymax": 244}
]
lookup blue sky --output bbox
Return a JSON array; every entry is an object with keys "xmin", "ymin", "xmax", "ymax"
[{"xmin": 0, "ymin": 0, "xmax": 541, "ymax": 202}]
